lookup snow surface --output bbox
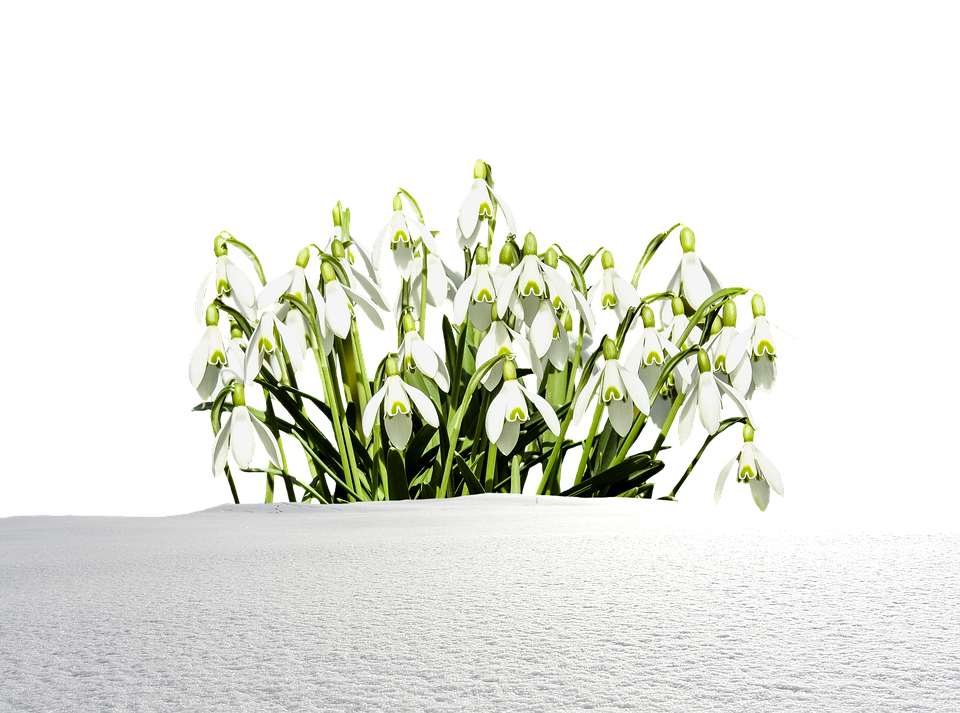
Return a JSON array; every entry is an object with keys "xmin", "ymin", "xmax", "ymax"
[{"xmin": 2, "ymin": 495, "xmax": 958, "ymax": 712}]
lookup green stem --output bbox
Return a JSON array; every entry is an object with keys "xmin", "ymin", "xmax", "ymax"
[
  {"xmin": 574, "ymin": 400, "xmax": 605, "ymax": 486},
  {"xmin": 311, "ymin": 342, "xmax": 354, "ymax": 500},
  {"xmin": 651, "ymin": 391, "xmax": 686, "ymax": 461},
  {"xmin": 611, "ymin": 412, "xmax": 648, "ymax": 466},
  {"xmin": 484, "ymin": 438, "xmax": 498, "ymax": 492},
  {"xmin": 224, "ymin": 464, "xmax": 240, "ymax": 504},
  {"xmin": 328, "ymin": 350, "xmax": 367, "ymax": 499},
  {"xmin": 419, "ymin": 243, "xmax": 429, "ymax": 339},
  {"xmin": 468, "ymin": 389, "xmax": 491, "ymax": 466}
]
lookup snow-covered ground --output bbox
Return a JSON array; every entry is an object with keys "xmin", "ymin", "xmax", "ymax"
[{"xmin": 2, "ymin": 496, "xmax": 958, "ymax": 712}]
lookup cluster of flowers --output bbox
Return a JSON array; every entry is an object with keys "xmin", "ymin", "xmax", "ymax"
[{"xmin": 190, "ymin": 161, "xmax": 785, "ymax": 509}]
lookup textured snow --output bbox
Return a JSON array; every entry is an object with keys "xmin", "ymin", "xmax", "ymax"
[{"xmin": 2, "ymin": 495, "xmax": 958, "ymax": 712}]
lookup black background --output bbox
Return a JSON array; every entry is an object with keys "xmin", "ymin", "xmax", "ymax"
[{"xmin": 15, "ymin": 145, "xmax": 955, "ymax": 527}]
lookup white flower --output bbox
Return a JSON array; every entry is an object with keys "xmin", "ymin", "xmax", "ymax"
[
  {"xmin": 625, "ymin": 306, "xmax": 693, "ymax": 403},
  {"xmin": 677, "ymin": 349, "xmax": 754, "ymax": 445},
  {"xmin": 587, "ymin": 251, "xmax": 642, "ymax": 322},
  {"xmin": 729, "ymin": 314, "xmax": 799, "ymax": 396},
  {"xmin": 210, "ymin": 405, "xmax": 282, "ymax": 480},
  {"xmin": 715, "ymin": 426, "xmax": 784, "ymax": 511},
  {"xmin": 317, "ymin": 265, "xmax": 386, "ymax": 356},
  {"xmin": 476, "ymin": 319, "xmax": 542, "ymax": 391},
  {"xmin": 527, "ymin": 299, "xmax": 566, "ymax": 361},
  {"xmin": 496, "ymin": 234, "xmax": 577, "ymax": 326},
  {"xmin": 485, "ymin": 367, "xmax": 560, "ymax": 455},
  {"xmin": 573, "ymin": 344, "xmax": 651, "ymax": 437},
  {"xmin": 243, "ymin": 310, "xmax": 304, "ymax": 384},
  {"xmin": 362, "ymin": 361, "xmax": 440, "ymax": 450},
  {"xmin": 394, "ymin": 252, "xmax": 459, "ymax": 325},
  {"xmin": 456, "ymin": 161, "xmax": 517, "ymax": 249},
  {"xmin": 712, "ymin": 321, "xmax": 752, "ymax": 397},
  {"xmin": 196, "ymin": 250, "xmax": 258, "ymax": 324},
  {"xmin": 325, "ymin": 233, "xmax": 390, "ymax": 312},
  {"xmin": 397, "ymin": 318, "xmax": 451, "ymax": 392},
  {"xmin": 665, "ymin": 297, "xmax": 702, "ymax": 349},
  {"xmin": 189, "ymin": 323, "xmax": 228, "ymax": 401},
  {"xmin": 453, "ymin": 252, "xmax": 499, "ymax": 332},
  {"xmin": 660, "ymin": 227, "xmax": 722, "ymax": 328},
  {"xmin": 372, "ymin": 196, "xmax": 440, "ymax": 281}
]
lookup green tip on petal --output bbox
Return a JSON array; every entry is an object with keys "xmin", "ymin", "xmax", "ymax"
[
  {"xmin": 214, "ymin": 234, "xmax": 228, "ymax": 257},
  {"xmin": 711, "ymin": 317, "xmax": 722, "ymax": 335},
  {"xmin": 502, "ymin": 359, "xmax": 518, "ymax": 381},
  {"xmin": 296, "ymin": 247, "xmax": 311, "ymax": 268},
  {"xmin": 499, "ymin": 242, "xmax": 515, "ymax": 266},
  {"xmin": 743, "ymin": 423, "xmax": 755, "ymax": 442},
  {"xmin": 679, "ymin": 227, "xmax": 696, "ymax": 253},
  {"xmin": 522, "ymin": 232, "xmax": 538, "ymax": 256},
  {"xmin": 490, "ymin": 303, "xmax": 499, "ymax": 322},
  {"xmin": 230, "ymin": 319, "xmax": 242, "ymax": 340},
  {"xmin": 752, "ymin": 293, "xmax": 766, "ymax": 318},
  {"xmin": 563, "ymin": 310, "xmax": 573, "ymax": 331},
  {"xmin": 672, "ymin": 296, "xmax": 685, "ymax": 316},
  {"xmin": 332, "ymin": 202, "xmax": 342, "ymax": 227},
  {"xmin": 393, "ymin": 194, "xmax": 403, "ymax": 212},
  {"xmin": 476, "ymin": 245, "xmax": 489, "ymax": 265},
  {"xmin": 233, "ymin": 382, "xmax": 246, "ymax": 407},
  {"xmin": 544, "ymin": 247, "xmax": 559, "ymax": 269},
  {"xmin": 641, "ymin": 305, "xmax": 655, "ymax": 329},
  {"xmin": 402, "ymin": 313, "xmax": 416, "ymax": 334}
]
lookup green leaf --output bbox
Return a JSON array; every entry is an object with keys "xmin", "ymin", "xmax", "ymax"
[
  {"xmin": 677, "ymin": 287, "xmax": 750, "ymax": 349},
  {"xmin": 455, "ymin": 452, "xmax": 485, "ymax": 495},
  {"xmin": 630, "ymin": 223, "xmax": 682, "ymax": 288},
  {"xmin": 579, "ymin": 246, "xmax": 605, "ymax": 275},
  {"xmin": 560, "ymin": 454, "xmax": 664, "ymax": 497},
  {"xmin": 386, "ymin": 448, "xmax": 408, "ymax": 500},
  {"xmin": 553, "ymin": 246, "xmax": 588, "ymax": 295},
  {"xmin": 397, "ymin": 187, "xmax": 425, "ymax": 224},
  {"xmin": 223, "ymin": 234, "xmax": 267, "ymax": 286}
]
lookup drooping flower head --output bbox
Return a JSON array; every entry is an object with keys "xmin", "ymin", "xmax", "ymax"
[
  {"xmin": 711, "ymin": 299, "xmax": 752, "ymax": 396},
  {"xmin": 372, "ymin": 195, "xmax": 440, "ymax": 281},
  {"xmin": 196, "ymin": 233, "xmax": 258, "ymax": 324},
  {"xmin": 397, "ymin": 313, "xmax": 451, "ymax": 392},
  {"xmin": 485, "ymin": 359, "xmax": 560, "ymax": 455},
  {"xmin": 660, "ymin": 227, "xmax": 723, "ymax": 328},
  {"xmin": 189, "ymin": 304, "xmax": 228, "ymax": 400},
  {"xmin": 728, "ymin": 293, "xmax": 777, "ymax": 396},
  {"xmin": 715, "ymin": 424, "xmax": 784, "ymax": 510},
  {"xmin": 588, "ymin": 250, "xmax": 642, "ymax": 322},
  {"xmin": 573, "ymin": 337, "xmax": 651, "ymax": 437},
  {"xmin": 677, "ymin": 348, "xmax": 754, "ymax": 445},
  {"xmin": 456, "ymin": 159, "xmax": 517, "ymax": 250},
  {"xmin": 361, "ymin": 357, "xmax": 440, "ymax": 450}
]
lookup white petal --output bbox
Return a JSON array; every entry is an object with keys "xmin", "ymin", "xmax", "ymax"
[
  {"xmin": 433, "ymin": 357, "xmax": 451, "ymax": 392},
  {"xmin": 660, "ymin": 264, "xmax": 681, "ymax": 326},
  {"xmin": 608, "ymin": 398, "xmax": 635, "ymax": 437},
  {"xmin": 715, "ymin": 456, "xmax": 738, "ymax": 505},
  {"xmin": 613, "ymin": 273, "xmax": 641, "ymax": 312},
  {"xmin": 411, "ymin": 336, "xmax": 440, "ymax": 378},
  {"xmin": 573, "ymin": 371, "xmax": 601, "ymax": 426},
  {"xmin": 486, "ymin": 184, "xmax": 517, "ymax": 236},
  {"xmin": 486, "ymin": 389, "xmax": 507, "ymax": 444},
  {"xmin": 190, "ymin": 332, "xmax": 212, "ymax": 390},
  {"xmin": 373, "ymin": 218, "xmax": 391, "ymax": 270},
  {"xmin": 497, "ymin": 420, "xmax": 521, "ymax": 455},
  {"xmin": 197, "ymin": 365, "xmax": 221, "ymax": 401},
  {"xmin": 677, "ymin": 385, "xmax": 699, "ymax": 445},
  {"xmin": 618, "ymin": 365, "xmax": 651, "ymax": 415},
  {"xmin": 405, "ymin": 384, "xmax": 440, "ymax": 428},
  {"xmin": 249, "ymin": 413, "xmax": 282, "ymax": 467},
  {"xmin": 571, "ymin": 289, "xmax": 596, "ymax": 336},
  {"xmin": 698, "ymin": 373, "xmax": 721, "ymax": 434},
  {"xmin": 496, "ymin": 264, "xmax": 523, "ymax": 318},
  {"xmin": 755, "ymin": 446, "xmax": 784, "ymax": 496},
  {"xmin": 348, "ymin": 267, "xmax": 390, "ymax": 311},
  {"xmin": 342, "ymin": 284, "xmax": 385, "ymax": 330},
  {"xmin": 469, "ymin": 302, "xmax": 493, "ymax": 332},
  {"xmin": 361, "ymin": 385, "xmax": 388, "ymax": 438},
  {"xmin": 519, "ymin": 385, "xmax": 561, "ymax": 436},
  {"xmin": 453, "ymin": 274, "xmax": 478, "ymax": 324},
  {"xmin": 384, "ymin": 375, "xmax": 411, "ymax": 416},
  {"xmin": 272, "ymin": 318, "xmax": 302, "ymax": 372},
  {"xmin": 426, "ymin": 254, "xmax": 447, "ymax": 307},
  {"xmin": 195, "ymin": 269, "xmax": 213, "ymax": 325},
  {"xmin": 541, "ymin": 263, "xmax": 576, "ymax": 311},
  {"xmin": 457, "ymin": 179, "xmax": 487, "ymax": 239},
  {"xmin": 750, "ymin": 477, "xmax": 771, "ymax": 511},
  {"xmin": 680, "ymin": 253, "xmax": 712, "ymax": 309},
  {"xmin": 600, "ymin": 361, "xmax": 626, "ymax": 402},
  {"xmin": 728, "ymin": 323, "xmax": 755, "ymax": 363},
  {"xmin": 716, "ymin": 378, "xmax": 757, "ymax": 429},
  {"xmin": 395, "ymin": 243, "xmax": 417, "ymax": 281},
  {"xmin": 730, "ymin": 355, "xmax": 753, "ymax": 395},
  {"xmin": 384, "ymin": 413, "xmax": 413, "ymax": 449},
  {"xmin": 701, "ymin": 258, "xmax": 724, "ymax": 296},
  {"xmin": 244, "ymin": 341, "xmax": 263, "ymax": 386},
  {"xmin": 502, "ymin": 380, "xmax": 529, "ymax": 422},
  {"xmin": 410, "ymin": 218, "xmax": 439, "ymax": 255},
  {"xmin": 230, "ymin": 405, "xmax": 256, "ymax": 468},
  {"xmin": 224, "ymin": 259, "xmax": 257, "ymax": 309},
  {"xmin": 257, "ymin": 269, "xmax": 294, "ymax": 310},
  {"xmin": 529, "ymin": 301, "xmax": 557, "ymax": 358},
  {"xmin": 212, "ymin": 412, "xmax": 232, "ymax": 477},
  {"xmin": 324, "ymin": 283, "xmax": 352, "ymax": 339}
]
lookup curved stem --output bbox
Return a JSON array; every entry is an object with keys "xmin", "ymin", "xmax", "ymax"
[
  {"xmin": 574, "ymin": 400, "xmax": 605, "ymax": 486},
  {"xmin": 419, "ymin": 244, "xmax": 429, "ymax": 339}
]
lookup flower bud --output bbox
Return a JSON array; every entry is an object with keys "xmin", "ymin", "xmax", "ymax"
[
  {"xmin": 402, "ymin": 313, "xmax": 416, "ymax": 333},
  {"xmin": 214, "ymin": 234, "xmax": 228, "ymax": 257},
  {"xmin": 385, "ymin": 356, "xmax": 399, "ymax": 377},
  {"xmin": 296, "ymin": 247, "xmax": 311, "ymax": 268},
  {"xmin": 672, "ymin": 296, "xmax": 685, "ymax": 316},
  {"xmin": 332, "ymin": 202, "xmax": 342, "ymax": 227},
  {"xmin": 751, "ymin": 293, "xmax": 766, "ymax": 318},
  {"xmin": 491, "ymin": 303, "xmax": 499, "ymax": 322},
  {"xmin": 563, "ymin": 310, "xmax": 574, "ymax": 332},
  {"xmin": 499, "ymin": 242, "xmax": 515, "ymax": 267},
  {"xmin": 330, "ymin": 240, "xmax": 345, "ymax": 259},
  {"xmin": 722, "ymin": 299, "xmax": 737, "ymax": 327},
  {"xmin": 321, "ymin": 261, "xmax": 337, "ymax": 284},
  {"xmin": 697, "ymin": 349, "xmax": 712, "ymax": 374},
  {"xmin": 393, "ymin": 195, "xmax": 403, "ymax": 212},
  {"xmin": 711, "ymin": 316, "xmax": 722, "ymax": 335},
  {"xmin": 522, "ymin": 232, "xmax": 538, "ymax": 256},
  {"xmin": 601, "ymin": 250, "xmax": 615, "ymax": 270},
  {"xmin": 679, "ymin": 227, "xmax": 696, "ymax": 253},
  {"xmin": 476, "ymin": 245, "xmax": 489, "ymax": 265},
  {"xmin": 205, "ymin": 304, "xmax": 219, "ymax": 327},
  {"xmin": 230, "ymin": 319, "xmax": 242, "ymax": 340},
  {"xmin": 474, "ymin": 159, "xmax": 488, "ymax": 180},
  {"xmin": 602, "ymin": 336, "xmax": 619, "ymax": 361},
  {"xmin": 233, "ymin": 382, "xmax": 246, "ymax": 407},
  {"xmin": 641, "ymin": 305, "xmax": 655, "ymax": 329},
  {"xmin": 743, "ymin": 423, "xmax": 755, "ymax": 442},
  {"xmin": 544, "ymin": 246, "xmax": 558, "ymax": 269},
  {"xmin": 502, "ymin": 359, "xmax": 518, "ymax": 381}
]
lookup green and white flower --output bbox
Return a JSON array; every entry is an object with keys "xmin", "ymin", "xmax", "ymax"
[
  {"xmin": 660, "ymin": 227, "xmax": 723, "ymax": 327},
  {"xmin": 189, "ymin": 304, "xmax": 228, "ymax": 401},
  {"xmin": 397, "ymin": 314, "xmax": 450, "ymax": 392},
  {"xmin": 715, "ymin": 424, "xmax": 784, "ymax": 510},
  {"xmin": 588, "ymin": 250, "xmax": 642, "ymax": 322},
  {"xmin": 456, "ymin": 159, "xmax": 517, "ymax": 249},
  {"xmin": 573, "ymin": 339, "xmax": 651, "ymax": 437},
  {"xmin": 318, "ymin": 262, "xmax": 386, "ymax": 356},
  {"xmin": 245, "ymin": 309, "xmax": 303, "ymax": 384},
  {"xmin": 678, "ymin": 349, "xmax": 754, "ymax": 445},
  {"xmin": 453, "ymin": 246, "xmax": 499, "ymax": 332},
  {"xmin": 326, "ymin": 236, "xmax": 390, "ymax": 312},
  {"xmin": 666, "ymin": 296, "xmax": 703, "ymax": 349},
  {"xmin": 362, "ymin": 357, "xmax": 440, "ymax": 449},
  {"xmin": 195, "ymin": 235, "xmax": 258, "ymax": 323},
  {"xmin": 212, "ymin": 363, "xmax": 282, "ymax": 478},
  {"xmin": 476, "ymin": 314, "xmax": 543, "ymax": 390},
  {"xmin": 394, "ymin": 250, "xmax": 459, "ymax": 325},
  {"xmin": 372, "ymin": 195, "xmax": 440, "ymax": 281},
  {"xmin": 711, "ymin": 299, "xmax": 752, "ymax": 396},
  {"xmin": 727, "ymin": 294, "xmax": 777, "ymax": 395},
  {"xmin": 496, "ymin": 233, "xmax": 577, "ymax": 325},
  {"xmin": 485, "ymin": 360, "xmax": 560, "ymax": 455}
]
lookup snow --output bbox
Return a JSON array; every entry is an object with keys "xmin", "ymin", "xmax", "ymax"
[{"xmin": 2, "ymin": 495, "xmax": 958, "ymax": 712}]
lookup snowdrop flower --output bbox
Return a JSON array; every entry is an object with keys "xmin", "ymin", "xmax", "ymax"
[
  {"xmin": 678, "ymin": 349, "xmax": 754, "ymax": 445},
  {"xmin": 397, "ymin": 314, "xmax": 450, "ymax": 391},
  {"xmin": 715, "ymin": 424, "xmax": 784, "ymax": 511},
  {"xmin": 373, "ymin": 195, "xmax": 440, "ymax": 281},
  {"xmin": 711, "ymin": 299, "xmax": 752, "ymax": 396},
  {"xmin": 327, "ymin": 236, "xmax": 390, "ymax": 312},
  {"xmin": 190, "ymin": 304, "xmax": 228, "ymax": 400},
  {"xmin": 588, "ymin": 250, "xmax": 642, "ymax": 322},
  {"xmin": 196, "ymin": 234, "xmax": 258, "ymax": 323},
  {"xmin": 453, "ymin": 245, "xmax": 499, "ymax": 332},
  {"xmin": 317, "ymin": 262, "xmax": 386, "ymax": 356},
  {"xmin": 395, "ymin": 251, "xmax": 459, "ymax": 325},
  {"xmin": 660, "ymin": 227, "xmax": 723, "ymax": 328},
  {"xmin": 728, "ymin": 294, "xmax": 777, "ymax": 395},
  {"xmin": 666, "ymin": 296, "xmax": 702, "ymax": 349},
  {"xmin": 573, "ymin": 338, "xmax": 651, "ymax": 437},
  {"xmin": 362, "ymin": 357, "xmax": 439, "ymax": 449},
  {"xmin": 496, "ymin": 233, "xmax": 577, "ymax": 326},
  {"xmin": 476, "ymin": 312, "xmax": 543, "ymax": 390},
  {"xmin": 625, "ymin": 306, "xmax": 693, "ymax": 396},
  {"xmin": 485, "ymin": 360, "xmax": 560, "ymax": 455},
  {"xmin": 212, "ymin": 353, "xmax": 282, "ymax": 478},
  {"xmin": 456, "ymin": 159, "xmax": 517, "ymax": 250},
  {"xmin": 245, "ymin": 309, "xmax": 304, "ymax": 384}
]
